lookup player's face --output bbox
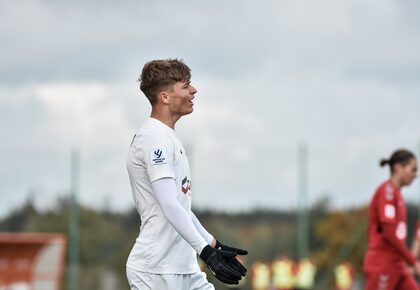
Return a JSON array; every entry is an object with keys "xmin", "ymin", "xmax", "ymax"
[
  {"xmin": 167, "ymin": 81, "xmax": 197, "ymax": 116},
  {"xmin": 400, "ymin": 158, "xmax": 418, "ymax": 186}
]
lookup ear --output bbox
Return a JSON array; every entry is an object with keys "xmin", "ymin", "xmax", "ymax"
[
  {"xmin": 393, "ymin": 163, "xmax": 403, "ymax": 174},
  {"xmin": 157, "ymin": 91, "xmax": 170, "ymax": 104}
]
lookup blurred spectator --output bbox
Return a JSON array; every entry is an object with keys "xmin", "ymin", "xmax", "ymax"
[
  {"xmin": 294, "ymin": 258, "xmax": 317, "ymax": 290},
  {"xmin": 334, "ymin": 262, "xmax": 354, "ymax": 290},
  {"xmin": 272, "ymin": 256, "xmax": 295, "ymax": 290},
  {"xmin": 251, "ymin": 261, "xmax": 271, "ymax": 290}
]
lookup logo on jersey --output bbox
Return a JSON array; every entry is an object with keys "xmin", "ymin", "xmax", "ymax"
[
  {"xmin": 384, "ymin": 204, "xmax": 395, "ymax": 219},
  {"xmin": 182, "ymin": 176, "xmax": 191, "ymax": 194},
  {"xmin": 395, "ymin": 221, "xmax": 406, "ymax": 240},
  {"xmin": 150, "ymin": 148, "xmax": 167, "ymax": 165},
  {"xmin": 385, "ymin": 184, "xmax": 394, "ymax": 200},
  {"xmin": 154, "ymin": 149, "xmax": 162, "ymax": 158},
  {"xmin": 378, "ymin": 274, "xmax": 389, "ymax": 290}
]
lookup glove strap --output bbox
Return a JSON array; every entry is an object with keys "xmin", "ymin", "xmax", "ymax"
[{"xmin": 200, "ymin": 245, "xmax": 215, "ymax": 262}]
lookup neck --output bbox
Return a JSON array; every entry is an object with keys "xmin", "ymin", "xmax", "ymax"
[
  {"xmin": 150, "ymin": 107, "xmax": 180, "ymax": 130},
  {"xmin": 389, "ymin": 175, "xmax": 402, "ymax": 189}
]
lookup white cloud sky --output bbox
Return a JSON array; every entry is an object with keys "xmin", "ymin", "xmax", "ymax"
[{"xmin": 1, "ymin": 0, "xmax": 419, "ymax": 217}]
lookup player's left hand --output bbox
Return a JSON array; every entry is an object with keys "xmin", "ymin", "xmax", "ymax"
[
  {"xmin": 199, "ymin": 245, "xmax": 242, "ymax": 285},
  {"xmin": 216, "ymin": 240, "xmax": 248, "ymax": 255},
  {"xmin": 215, "ymin": 240, "xmax": 248, "ymax": 276}
]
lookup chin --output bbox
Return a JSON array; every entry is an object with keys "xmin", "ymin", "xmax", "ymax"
[
  {"xmin": 404, "ymin": 180, "xmax": 413, "ymax": 187},
  {"xmin": 180, "ymin": 110, "xmax": 193, "ymax": 117}
]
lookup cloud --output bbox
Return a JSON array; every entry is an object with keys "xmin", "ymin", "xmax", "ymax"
[{"xmin": 1, "ymin": 0, "xmax": 420, "ymax": 216}]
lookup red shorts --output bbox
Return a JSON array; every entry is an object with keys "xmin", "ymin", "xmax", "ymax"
[{"xmin": 364, "ymin": 270, "xmax": 418, "ymax": 290}]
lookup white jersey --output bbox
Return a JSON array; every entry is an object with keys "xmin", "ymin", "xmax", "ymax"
[{"xmin": 126, "ymin": 118, "xmax": 200, "ymax": 274}]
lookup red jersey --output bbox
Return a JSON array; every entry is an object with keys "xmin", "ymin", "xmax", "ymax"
[{"xmin": 363, "ymin": 180, "xmax": 415, "ymax": 273}]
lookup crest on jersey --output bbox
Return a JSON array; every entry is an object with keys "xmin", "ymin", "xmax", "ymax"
[
  {"xmin": 150, "ymin": 148, "xmax": 167, "ymax": 165},
  {"xmin": 384, "ymin": 204, "xmax": 395, "ymax": 219},
  {"xmin": 385, "ymin": 184, "xmax": 394, "ymax": 200},
  {"xmin": 378, "ymin": 274, "xmax": 389, "ymax": 289},
  {"xmin": 182, "ymin": 176, "xmax": 191, "ymax": 194},
  {"xmin": 395, "ymin": 221, "xmax": 407, "ymax": 240}
]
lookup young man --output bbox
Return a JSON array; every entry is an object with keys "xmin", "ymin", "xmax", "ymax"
[
  {"xmin": 363, "ymin": 149, "xmax": 419, "ymax": 290},
  {"xmin": 126, "ymin": 59, "xmax": 247, "ymax": 290}
]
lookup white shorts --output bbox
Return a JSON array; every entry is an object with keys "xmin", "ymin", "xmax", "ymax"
[{"xmin": 126, "ymin": 267, "xmax": 215, "ymax": 290}]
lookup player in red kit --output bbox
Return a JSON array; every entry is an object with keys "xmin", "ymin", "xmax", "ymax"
[{"xmin": 364, "ymin": 149, "xmax": 418, "ymax": 290}]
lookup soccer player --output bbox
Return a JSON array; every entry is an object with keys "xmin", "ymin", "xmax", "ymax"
[
  {"xmin": 126, "ymin": 59, "xmax": 247, "ymax": 290},
  {"xmin": 363, "ymin": 149, "xmax": 419, "ymax": 290}
]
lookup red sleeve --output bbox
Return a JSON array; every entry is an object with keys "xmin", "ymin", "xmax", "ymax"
[
  {"xmin": 376, "ymin": 185, "xmax": 416, "ymax": 265},
  {"xmin": 376, "ymin": 186, "xmax": 397, "ymax": 225},
  {"xmin": 382, "ymin": 223, "xmax": 416, "ymax": 265}
]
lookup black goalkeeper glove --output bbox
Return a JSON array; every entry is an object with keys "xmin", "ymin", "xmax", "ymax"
[
  {"xmin": 215, "ymin": 240, "xmax": 248, "ymax": 276},
  {"xmin": 199, "ymin": 245, "xmax": 242, "ymax": 285}
]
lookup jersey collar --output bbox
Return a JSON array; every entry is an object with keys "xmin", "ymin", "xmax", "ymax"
[{"xmin": 148, "ymin": 117, "xmax": 176, "ymax": 136}]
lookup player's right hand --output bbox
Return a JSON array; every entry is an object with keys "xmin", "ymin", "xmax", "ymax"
[{"xmin": 199, "ymin": 245, "xmax": 242, "ymax": 285}]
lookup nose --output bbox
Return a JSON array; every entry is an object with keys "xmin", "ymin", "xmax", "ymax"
[{"xmin": 190, "ymin": 85, "xmax": 197, "ymax": 95}]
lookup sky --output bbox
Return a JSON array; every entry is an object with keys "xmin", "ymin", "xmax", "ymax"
[{"xmin": 1, "ymin": 0, "xmax": 419, "ymax": 217}]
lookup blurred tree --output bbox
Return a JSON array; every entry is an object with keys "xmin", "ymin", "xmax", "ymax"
[
  {"xmin": 313, "ymin": 207, "xmax": 367, "ymax": 271},
  {"xmin": 1, "ymin": 195, "xmax": 418, "ymax": 290}
]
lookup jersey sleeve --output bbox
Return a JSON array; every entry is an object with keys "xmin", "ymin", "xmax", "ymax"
[
  {"xmin": 382, "ymin": 222, "xmax": 416, "ymax": 265},
  {"xmin": 376, "ymin": 186, "xmax": 397, "ymax": 225},
  {"xmin": 151, "ymin": 178, "xmax": 208, "ymax": 254},
  {"xmin": 142, "ymin": 132, "xmax": 176, "ymax": 182},
  {"xmin": 375, "ymin": 185, "xmax": 416, "ymax": 265}
]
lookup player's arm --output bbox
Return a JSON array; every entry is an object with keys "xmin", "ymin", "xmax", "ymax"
[
  {"xmin": 151, "ymin": 177, "xmax": 242, "ymax": 284},
  {"xmin": 190, "ymin": 212, "xmax": 215, "ymax": 245},
  {"xmin": 152, "ymin": 178, "xmax": 207, "ymax": 253},
  {"xmin": 381, "ymin": 223, "xmax": 416, "ymax": 265},
  {"xmin": 412, "ymin": 239, "xmax": 420, "ymax": 259},
  {"xmin": 377, "ymin": 193, "xmax": 416, "ymax": 265},
  {"xmin": 191, "ymin": 212, "xmax": 247, "ymax": 255},
  {"xmin": 411, "ymin": 220, "xmax": 420, "ymax": 259},
  {"xmin": 191, "ymin": 211, "xmax": 248, "ymax": 276}
]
